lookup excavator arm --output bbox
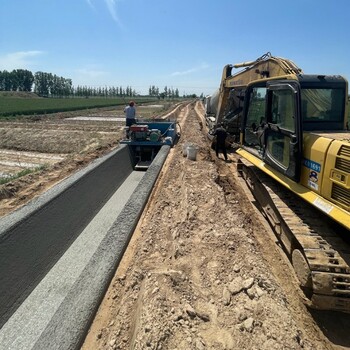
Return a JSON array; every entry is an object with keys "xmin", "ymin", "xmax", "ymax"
[{"xmin": 213, "ymin": 52, "xmax": 302, "ymax": 129}]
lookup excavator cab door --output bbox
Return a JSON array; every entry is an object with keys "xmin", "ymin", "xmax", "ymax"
[{"xmin": 264, "ymin": 81, "xmax": 302, "ymax": 182}]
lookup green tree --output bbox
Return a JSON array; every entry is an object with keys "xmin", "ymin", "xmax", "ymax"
[
  {"xmin": 0, "ymin": 70, "xmax": 34, "ymax": 91},
  {"xmin": 19, "ymin": 69, "xmax": 34, "ymax": 91},
  {"xmin": 1, "ymin": 70, "xmax": 15, "ymax": 91},
  {"xmin": 34, "ymin": 71, "xmax": 49, "ymax": 96}
]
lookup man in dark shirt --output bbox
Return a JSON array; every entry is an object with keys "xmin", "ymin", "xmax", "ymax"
[{"xmin": 213, "ymin": 123, "xmax": 228, "ymax": 161}]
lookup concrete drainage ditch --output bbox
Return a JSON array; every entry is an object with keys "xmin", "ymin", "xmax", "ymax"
[{"xmin": 0, "ymin": 143, "xmax": 170, "ymax": 350}]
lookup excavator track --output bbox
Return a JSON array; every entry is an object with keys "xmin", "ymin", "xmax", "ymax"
[{"xmin": 237, "ymin": 158, "xmax": 350, "ymax": 312}]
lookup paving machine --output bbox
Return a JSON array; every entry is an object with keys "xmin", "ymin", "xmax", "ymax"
[
  {"xmin": 121, "ymin": 121, "xmax": 178, "ymax": 170},
  {"xmin": 206, "ymin": 52, "xmax": 350, "ymax": 312}
]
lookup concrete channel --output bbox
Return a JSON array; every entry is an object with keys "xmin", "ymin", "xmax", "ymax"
[{"xmin": 0, "ymin": 143, "xmax": 170, "ymax": 350}]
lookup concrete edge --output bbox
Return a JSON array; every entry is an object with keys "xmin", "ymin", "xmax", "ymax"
[
  {"xmin": 33, "ymin": 145, "xmax": 171, "ymax": 350},
  {"xmin": 0, "ymin": 144, "xmax": 128, "ymax": 236}
]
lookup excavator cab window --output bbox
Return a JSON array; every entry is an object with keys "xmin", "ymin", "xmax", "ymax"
[
  {"xmin": 243, "ymin": 86, "xmax": 267, "ymax": 154},
  {"xmin": 266, "ymin": 90, "xmax": 295, "ymax": 167},
  {"xmin": 223, "ymin": 89, "xmax": 245, "ymax": 136},
  {"xmin": 270, "ymin": 89, "xmax": 296, "ymax": 132},
  {"xmin": 301, "ymin": 87, "xmax": 345, "ymax": 130},
  {"xmin": 242, "ymin": 81, "xmax": 302, "ymax": 182},
  {"xmin": 264, "ymin": 81, "xmax": 302, "ymax": 182}
]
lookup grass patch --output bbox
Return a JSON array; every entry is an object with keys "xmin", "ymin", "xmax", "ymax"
[{"xmin": 0, "ymin": 165, "xmax": 47, "ymax": 185}]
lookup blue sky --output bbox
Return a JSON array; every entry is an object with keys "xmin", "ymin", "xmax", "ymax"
[{"xmin": 0, "ymin": 0, "xmax": 349, "ymax": 96}]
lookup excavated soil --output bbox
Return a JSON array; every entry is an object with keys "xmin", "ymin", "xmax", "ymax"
[
  {"xmin": 1, "ymin": 101, "xmax": 350, "ymax": 349},
  {"xmin": 81, "ymin": 102, "xmax": 349, "ymax": 350}
]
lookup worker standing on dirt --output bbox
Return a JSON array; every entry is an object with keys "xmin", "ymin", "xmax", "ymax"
[
  {"xmin": 213, "ymin": 123, "xmax": 228, "ymax": 161},
  {"xmin": 124, "ymin": 101, "xmax": 136, "ymax": 127}
]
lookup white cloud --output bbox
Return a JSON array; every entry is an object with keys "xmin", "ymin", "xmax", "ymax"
[
  {"xmin": 85, "ymin": 0, "xmax": 124, "ymax": 28},
  {"xmin": 0, "ymin": 51, "xmax": 45, "ymax": 71},
  {"xmin": 171, "ymin": 63, "xmax": 210, "ymax": 76},
  {"xmin": 104, "ymin": 0, "xmax": 123, "ymax": 27},
  {"xmin": 76, "ymin": 67, "xmax": 108, "ymax": 78},
  {"xmin": 73, "ymin": 64, "xmax": 110, "ymax": 85}
]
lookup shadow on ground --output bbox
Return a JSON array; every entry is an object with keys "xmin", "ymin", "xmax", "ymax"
[{"xmin": 309, "ymin": 308, "xmax": 350, "ymax": 348}]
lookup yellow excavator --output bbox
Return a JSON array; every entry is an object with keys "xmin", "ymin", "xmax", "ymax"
[{"xmin": 206, "ymin": 52, "xmax": 350, "ymax": 312}]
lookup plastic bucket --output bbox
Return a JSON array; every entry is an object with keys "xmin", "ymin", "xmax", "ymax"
[
  {"xmin": 187, "ymin": 145, "xmax": 197, "ymax": 161},
  {"xmin": 183, "ymin": 143, "xmax": 190, "ymax": 156}
]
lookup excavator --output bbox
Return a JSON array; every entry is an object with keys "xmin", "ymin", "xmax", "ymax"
[{"xmin": 206, "ymin": 52, "xmax": 350, "ymax": 312}]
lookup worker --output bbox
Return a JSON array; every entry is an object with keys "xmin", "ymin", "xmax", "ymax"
[
  {"xmin": 213, "ymin": 123, "xmax": 228, "ymax": 161},
  {"xmin": 124, "ymin": 101, "xmax": 136, "ymax": 127}
]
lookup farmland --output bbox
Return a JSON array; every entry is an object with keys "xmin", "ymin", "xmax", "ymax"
[{"xmin": 0, "ymin": 92, "xmax": 160, "ymax": 118}]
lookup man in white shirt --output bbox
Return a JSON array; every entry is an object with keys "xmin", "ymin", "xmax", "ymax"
[{"xmin": 124, "ymin": 101, "xmax": 136, "ymax": 126}]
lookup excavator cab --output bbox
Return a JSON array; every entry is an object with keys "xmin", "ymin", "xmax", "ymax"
[
  {"xmin": 241, "ymin": 74, "xmax": 347, "ymax": 184},
  {"xmin": 242, "ymin": 80, "xmax": 302, "ymax": 182}
]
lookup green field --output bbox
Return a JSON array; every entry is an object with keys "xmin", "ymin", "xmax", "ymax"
[
  {"xmin": 0, "ymin": 93, "xmax": 348, "ymax": 125},
  {"xmin": 0, "ymin": 95, "xmax": 159, "ymax": 117}
]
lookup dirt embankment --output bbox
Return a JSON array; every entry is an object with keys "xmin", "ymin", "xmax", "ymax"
[{"xmin": 81, "ymin": 102, "xmax": 334, "ymax": 350}]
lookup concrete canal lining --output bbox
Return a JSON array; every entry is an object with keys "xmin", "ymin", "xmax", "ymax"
[{"xmin": 0, "ymin": 144, "xmax": 170, "ymax": 350}]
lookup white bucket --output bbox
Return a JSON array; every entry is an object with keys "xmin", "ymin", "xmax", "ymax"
[
  {"xmin": 187, "ymin": 145, "xmax": 197, "ymax": 161},
  {"xmin": 182, "ymin": 143, "xmax": 190, "ymax": 156}
]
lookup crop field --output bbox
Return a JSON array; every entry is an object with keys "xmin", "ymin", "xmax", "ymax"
[{"xmin": 0, "ymin": 94, "xmax": 159, "ymax": 117}]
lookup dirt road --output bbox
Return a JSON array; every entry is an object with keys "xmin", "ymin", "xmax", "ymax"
[{"xmin": 81, "ymin": 102, "xmax": 349, "ymax": 350}]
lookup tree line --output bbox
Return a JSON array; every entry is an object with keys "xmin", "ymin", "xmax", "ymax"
[
  {"xmin": 149, "ymin": 85, "xmax": 180, "ymax": 99},
  {"xmin": 0, "ymin": 69, "xmax": 137, "ymax": 98},
  {"xmin": 0, "ymin": 69, "xmax": 72, "ymax": 96},
  {"xmin": 73, "ymin": 85, "xmax": 136, "ymax": 98},
  {"xmin": 0, "ymin": 69, "xmax": 34, "ymax": 92},
  {"xmin": 0, "ymin": 69, "xmax": 190, "ymax": 98}
]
